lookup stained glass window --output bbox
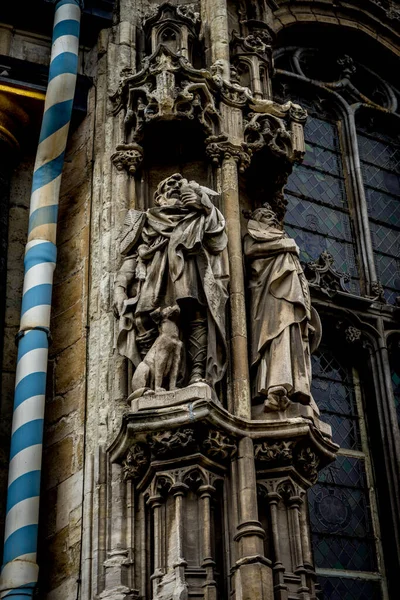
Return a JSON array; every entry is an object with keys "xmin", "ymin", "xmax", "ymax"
[
  {"xmin": 308, "ymin": 347, "xmax": 384, "ymax": 598},
  {"xmin": 285, "ymin": 115, "xmax": 359, "ymax": 293},
  {"xmin": 357, "ymin": 127, "xmax": 400, "ymax": 304},
  {"xmin": 388, "ymin": 335, "xmax": 400, "ymax": 429}
]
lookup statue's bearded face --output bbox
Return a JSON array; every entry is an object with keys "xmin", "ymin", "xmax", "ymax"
[
  {"xmin": 252, "ymin": 207, "xmax": 280, "ymax": 228},
  {"xmin": 154, "ymin": 173, "xmax": 187, "ymax": 206}
]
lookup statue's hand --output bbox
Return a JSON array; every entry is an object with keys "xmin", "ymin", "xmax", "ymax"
[
  {"xmin": 181, "ymin": 186, "xmax": 212, "ymax": 213},
  {"xmin": 113, "ymin": 288, "xmax": 128, "ymax": 318}
]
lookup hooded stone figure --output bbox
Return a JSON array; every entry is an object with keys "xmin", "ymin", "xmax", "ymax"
[
  {"xmin": 114, "ymin": 173, "xmax": 229, "ymax": 393},
  {"xmin": 244, "ymin": 203, "xmax": 320, "ymax": 411}
]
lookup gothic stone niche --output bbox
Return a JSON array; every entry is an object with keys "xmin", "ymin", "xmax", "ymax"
[
  {"xmin": 113, "ymin": 174, "xmax": 229, "ymax": 400},
  {"xmin": 111, "ymin": 34, "xmax": 221, "ymax": 175},
  {"xmin": 143, "ymin": 3, "xmax": 201, "ymax": 63},
  {"xmin": 230, "ymin": 20, "xmax": 274, "ymax": 100}
]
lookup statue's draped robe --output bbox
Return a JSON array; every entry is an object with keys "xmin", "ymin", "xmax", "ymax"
[
  {"xmin": 244, "ymin": 219, "xmax": 312, "ymax": 404},
  {"xmin": 118, "ymin": 201, "xmax": 229, "ymax": 386}
]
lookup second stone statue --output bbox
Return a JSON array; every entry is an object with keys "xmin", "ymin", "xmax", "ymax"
[{"xmin": 114, "ymin": 173, "xmax": 229, "ymax": 397}]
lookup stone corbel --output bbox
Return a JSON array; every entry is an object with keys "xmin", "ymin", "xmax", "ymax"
[
  {"xmin": 111, "ymin": 142, "xmax": 144, "ymax": 176},
  {"xmin": 205, "ymin": 134, "xmax": 252, "ymax": 173}
]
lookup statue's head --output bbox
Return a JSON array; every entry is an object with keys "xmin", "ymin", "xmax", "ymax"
[
  {"xmin": 250, "ymin": 203, "xmax": 281, "ymax": 228},
  {"xmin": 154, "ymin": 173, "xmax": 187, "ymax": 206}
]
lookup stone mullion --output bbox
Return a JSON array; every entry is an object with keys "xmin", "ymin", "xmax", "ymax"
[
  {"xmin": 287, "ymin": 494, "xmax": 310, "ymax": 600},
  {"xmin": 148, "ymin": 494, "xmax": 165, "ymax": 597},
  {"xmin": 341, "ymin": 108, "xmax": 378, "ymax": 293},
  {"xmin": 298, "ymin": 499, "xmax": 317, "ymax": 597},
  {"xmin": 266, "ymin": 491, "xmax": 288, "ymax": 600},
  {"xmin": 221, "ymin": 154, "xmax": 251, "ymax": 419},
  {"xmin": 199, "ymin": 484, "xmax": 218, "ymax": 600},
  {"xmin": 171, "ymin": 483, "xmax": 189, "ymax": 598}
]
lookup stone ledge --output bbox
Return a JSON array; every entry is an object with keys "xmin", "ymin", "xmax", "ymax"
[{"xmin": 128, "ymin": 382, "xmax": 217, "ymax": 412}]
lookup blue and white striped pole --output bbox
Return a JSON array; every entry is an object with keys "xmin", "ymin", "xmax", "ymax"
[{"xmin": 0, "ymin": 2, "xmax": 82, "ymax": 597}]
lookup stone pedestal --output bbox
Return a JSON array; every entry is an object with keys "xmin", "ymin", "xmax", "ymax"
[{"xmin": 104, "ymin": 389, "xmax": 337, "ymax": 600}]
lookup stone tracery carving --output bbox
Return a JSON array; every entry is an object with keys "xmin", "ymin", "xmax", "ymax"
[
  {"xmin": 304, "ymin": 250, "xmax": 351, "ymax": 296},
  {"xmin": 244, "ymin": 203, "xmax": 321, "ymax": 412},
  {"xmin": 114, "ymin": 173, "xmax": 229, "ymax": 396}
]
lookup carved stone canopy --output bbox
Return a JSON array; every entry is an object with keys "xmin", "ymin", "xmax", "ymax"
[{"xmin": 142, "ymin": 2, "xmax": 201, "ymax": 62}]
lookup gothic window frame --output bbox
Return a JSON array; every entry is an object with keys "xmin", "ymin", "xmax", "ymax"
[
  {"xmin": 272, "ymin": 44, "xmax": 400, "ymax": 598},
  {"xmin": 274, "ymin": 46, "xmax": 400, "ymax": 305}
]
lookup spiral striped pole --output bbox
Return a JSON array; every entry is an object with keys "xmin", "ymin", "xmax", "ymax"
[{"xmin": 0, "ymin": 2, "xmax": 82, "ymax": 598}]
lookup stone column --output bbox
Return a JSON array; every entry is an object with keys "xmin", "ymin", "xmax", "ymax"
[
  {"xmin": 203, "ymin": 0, "xmax": 230, "ymax": 79},
  {"xmin": 199, "ymin": 484, "xmax": 217, "ymax": 600},
  {"xmin": 221, "ymin": 154, "xmax": 251, "ymax": 419},
  {"xmin": 0, "ymin": 92, "xmax": 28, "ymax": 377},
  {"xmin": 233, "ymin": 437, "xmax": 273, "ymax": 600}
]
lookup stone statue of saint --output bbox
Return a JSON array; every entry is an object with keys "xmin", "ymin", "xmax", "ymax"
[
  {"xmin": 114, "ymin": 173, "xmax": 229, "ymax": 396},
  {"xmin": 244, "ymin": 204, "xmax": 321, "ymax": 412}
]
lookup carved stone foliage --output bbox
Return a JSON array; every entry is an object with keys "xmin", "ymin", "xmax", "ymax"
[
  {"xmin": 122, "ymin": 443, "xmax": 150, "ymax": 481},
  {"xmin": 304, "ymin": 251, "xmax": 351, "ymax": 297},
  {"xmin": 150, "ymin": 428, "xmax": 196, "ymax": 457},
  {"xmin": 294, "ymin": 446, "xmax": 320, "ymax": 484},
  {"xmin": 147, "ymin": 426, "xmax": 237, "ymax": 463},
  {"xmin": 205, "ymin": 134, "xmax": 251, "ymax": 173},
  {"xmin": 254, "ymin": 440, "xmax": 321, "ymax": 484},
  {"xmin": 111, "ymin": 143, "xmax": 144, "ymax": 175},
  {"xmin": 203, "ymin": 429, "xmax": 237, "ymax": 461},
  {"xmin": 254, "ymin": 440, "xmax": 294, "ymax": 463}
]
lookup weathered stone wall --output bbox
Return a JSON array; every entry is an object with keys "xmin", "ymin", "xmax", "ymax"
[
  {"xmin": 0, "ymin": 91, "xmax": 95, "ymax": 598},
  {"xmin": 37, "ymin": 90, "xmax": 95, "ymax": 599},
  {"xmin": 0, "ymin": 154, "xmax": 33, "ymax": 554}
]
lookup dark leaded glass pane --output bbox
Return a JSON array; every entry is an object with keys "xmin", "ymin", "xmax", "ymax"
[
  {"xmin": 312, "ymin": 352, "xmax": 350, "ymax": 382},
  {"xmin": 303, "ymin": 143, "xmax": 342, "ymax": 175},
  {"xmin": 365, "ymin": 187, "xmax": 400, "ymax": 225},
  {"xmin": 358, "ymin": 133, "xmax": 400, "ymax": 172},
  {"xmin": 319, "ymin": 413, "xmax": 361, "ymax": 450},
  {"xmin": 318, "ymin": 456, "xmax": 366, "ymax": 489},
  {"xmin": 310, "ymin": 485, "xmax": 373, "ymax": 539},
  {"xmin": 370, "ymin": 222, "xmax": 400, "ymax": 257},
  {"xmin": 312, "ymin": 533, "xmax": 377, "ymax": 571},
  {"xmin": 286, "ymin": 195, "xmax": 352, "ymax": 242},
  {"xmin": 286, "ymin": 227, "xmax": 359, "ymax": 292},
  {"xmin": 311, "ymin": 379, "xmax": 356, "ymax": 416},
  {"xmin": 362, "ymin": 163, "xmax": 400, "ymax": 195},
  {"xmin": 374, "ymin": 253, "xmax": 400, "ymax": 291},
  {"xmin": 287, "ymin": 165, "xmax": 345, "ymax": 206},
  {"xmin": 304, "ymin": 118, "xmax": 338, "ymax": 151},
  {"xmin": 392, "ymin": 369, "xmax": 400, "ymax": 427},
  {"xmin": 317, "ymin": 576, "xmax": 382, "ymax": 600}
]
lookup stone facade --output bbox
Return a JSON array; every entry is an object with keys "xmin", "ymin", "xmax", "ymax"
[{"xmin": 1, "ymin": 1, "xmax": 400, "ymax": 600}]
